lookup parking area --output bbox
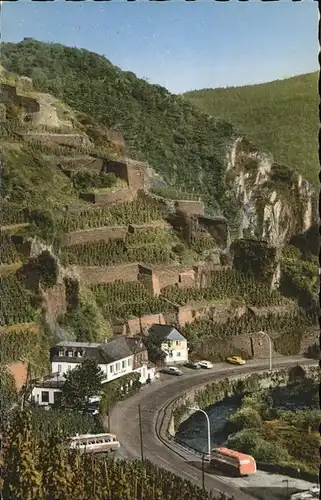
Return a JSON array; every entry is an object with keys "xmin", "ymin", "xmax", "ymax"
[{"xmin": 157, "ymin": 364, "xmax": 215, "ymax": 380}]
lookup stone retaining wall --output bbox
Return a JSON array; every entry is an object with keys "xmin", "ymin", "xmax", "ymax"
[
  {"xmin": 79, "ymin": 187, "xmax": 136, "ymax": 206},
  {"xmin": 62, "ymin": 221, "xmax": 170, "ymax": 246},
  {"xmin": 74, "ymin": 263, "xmax": 139, "ymax": 284},
  {"xmin": 62, "ymin": 226, "xmax": 128, "ymax": 246}
]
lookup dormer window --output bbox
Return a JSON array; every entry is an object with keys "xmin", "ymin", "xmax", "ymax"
[
  {"xmin": 77, "ymin": 349, "xmax": 84, "ymax": 358},
  {"xmin": 58, "ymin": 349, "xmax": 64, "ymax": 357},
  {"xmin": 67, "ymin": 350, "xmax": 73, "ymax": 357}
]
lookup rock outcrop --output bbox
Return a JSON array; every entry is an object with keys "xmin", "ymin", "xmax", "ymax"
[{"xmin": 225, "ymin": 137, "xmax": 315, "ymax": 247}]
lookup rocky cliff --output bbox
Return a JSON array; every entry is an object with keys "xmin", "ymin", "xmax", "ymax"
[{"xmin": 225, "ymin": 137, "xmax": 315, "ymax": 247}]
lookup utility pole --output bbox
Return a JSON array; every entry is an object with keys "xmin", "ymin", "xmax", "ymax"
[
  {"xmin": 138, "ymin": 404, "xmax": 144, "ymax": 462},
  {"xmin": 201, "ymin": 453, "xmax": 205, "ymax": 490}
]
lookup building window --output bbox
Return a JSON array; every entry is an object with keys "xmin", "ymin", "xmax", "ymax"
[
  {"xmin": 122, "ymin": 360, "xmax": 126, "ymax": 369},
  {"xmin": 67, "ymin": 350, "xmax": 73, "ymax": 357},
  {"xmin": 41, "ymin": 391, "xmax": 49, "ymax": 404},
  {"xmin": 128, "ymin": 358, "xmax": 132, "ymax": 367},
  {"xmin": 176, "ymin": 341, "xmax": 180, "ymax": 346},
  {"xmin": 58, "ymin": 350, "xmax": 64, "ymax": 357},
  {"xmin": 58, "ymin": 364, "xmax": 62, "ymax": 373},
  {"xmin": 169, "ymin": 351, "xmax": 173, "ymax": 358},
  {"xmin": 116, "ymin": 362, "xmax": 120, "ymax": 372},
  {"xmin": 110, "ymin": 365, "xmax": 114, "ymax": 373},
  {"xmin": 176, "ymin": 352, "xmax": 181, "ymax": 357},
  {"xmin": 54, "ymin": 392, "xmax": 61, "ymax": 405}
]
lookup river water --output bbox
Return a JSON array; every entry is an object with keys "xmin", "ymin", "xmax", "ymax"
[
  {"xmin": 175, "ymin": 395, "xmax": 241, "ymax": 454},
  {"xmin": 175, "ymin": 387, "xmax": 318, "ymax": 455}
]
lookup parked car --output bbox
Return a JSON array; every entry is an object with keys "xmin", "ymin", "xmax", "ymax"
[
  {"xmin": 198, "ymin": 360, "xmax": 213, "ymax": 369},
  {"xmin": 184, "ymin": 362, "xmax": 201, "ymax": 370},
  {"xmin": 226, "ymin": 355, "xmax": 246, "ymax": 366},
  {"xmin": 161, "ymin": 366, "xmax": 183, "ymax": 376}
]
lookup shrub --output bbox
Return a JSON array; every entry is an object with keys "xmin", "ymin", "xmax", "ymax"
[
  {"xmin": 273, "ymin": 330, "xmax": 303, "ymax": 356},
  {"xmin": 72, "ymin": 171, "xmax": 117, "ymax": 191},
  {"xmin": 305, "ymin": 343, "xmax": 320, "ymax": 359},
  {"xmin": 228, "ymin": 407, "xmax": 262, "ymax": 432},
  {"xmin": 19, "ymin": 250, "xmax": 58, "ymax": 289},
  {"xmin": 255, "ymin": 440, "xmax": 290, "ymax": 463},
  {"xmin": 227, "ymin": 429, "xmax": 261, "ymax": 455}
]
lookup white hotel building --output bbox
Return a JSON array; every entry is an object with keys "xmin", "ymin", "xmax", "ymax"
[{"xmin": 31, "ymin": 336, "xmax": 155, "ymax": 406}]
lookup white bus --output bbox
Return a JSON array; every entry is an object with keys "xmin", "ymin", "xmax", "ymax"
[{"xmin": 68, "ymin": 433, "xmax": 120, "ymax": 454}]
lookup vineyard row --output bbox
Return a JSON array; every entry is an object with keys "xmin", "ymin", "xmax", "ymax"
[
  {"xmin": 0, "ymin": 276, "xmax": 37, "ymax": 326},
  {"xmin": 58, "ymin": 200, "xmax": 164, "ymax": 233}
]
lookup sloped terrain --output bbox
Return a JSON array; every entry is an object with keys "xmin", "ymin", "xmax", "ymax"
[
  {"xmin": 184, "ymin": 72, "xmax": 318, "ymax": 186},
  {"xmin": 0, "ymin": 40, "xmax": 233, "ymax": 215},
  {"xmin": 0, "ymin": 49, "xmax": 318, "ymax": 383},
  {"xmin": 1, "ymin": 40, "xmax": 316, "ymax": 247}
]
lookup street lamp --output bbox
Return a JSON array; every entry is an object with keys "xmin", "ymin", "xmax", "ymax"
[
  {"xmin": 187, "ymin": 407, "xmax": 211, "ymax": 461},
  {"xmin": 258, "ymin": 331, "xmax": 272, "ymax": 371}
]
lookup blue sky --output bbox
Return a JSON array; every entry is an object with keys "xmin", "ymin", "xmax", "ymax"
[{"xmin": 1, "ymin": 0, "xmax": 318, "ymax": 94}]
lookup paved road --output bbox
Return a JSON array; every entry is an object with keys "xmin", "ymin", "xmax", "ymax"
[{"xmin": 108, "ymin": 356, "xmax": 317, "ymax": 500}]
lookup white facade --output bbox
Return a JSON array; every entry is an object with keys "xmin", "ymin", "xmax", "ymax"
[
  {"xmin": 31, "ymin": 385, "xmax": 62, "ymax": 406},
  {"xmin": 134, "ymin": 364, "xmax": 156, "ymax": 384},
  {"xmin": 161, "ymin": 340, "xmax": 189, "ymax": 365},
  {"xmin": 51, "ymin": 355, "xmax": 134, "ymax": 383},
  {"xmin": 99, "ymin": 356, "xmax": 134, "ymax": 383},
  {"xmin": 51, "ymin": 358, "xmax": 155, "ymax": 386},
  {"xmin": 32, "ymin": 363, "xmax": 156, "ymax": 408},
  {"xmin": 51, "ymin": 356, "xmax": 156, "ymax": 386}
]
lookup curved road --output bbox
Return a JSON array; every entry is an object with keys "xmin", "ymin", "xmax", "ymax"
[{"xmin": 109, "ymin": 356, "xmax": 316, "ymax": 499}]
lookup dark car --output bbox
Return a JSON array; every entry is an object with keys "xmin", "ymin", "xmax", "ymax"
[
  {"xmin": 184, "ymin": 362, "xmax": 201, "ymax": 370},
  {"xmin": 160, "ymin": 366, "xmax": 183, "ymax": 376}
]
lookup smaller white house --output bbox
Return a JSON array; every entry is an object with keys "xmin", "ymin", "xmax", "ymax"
[
  {"xmin": 30, "ymin": 373, "xmax": 65, "ymax": 406},
  {"xmin": 148, "ymin": 324, "xmax": 189, "ymax": 365}
]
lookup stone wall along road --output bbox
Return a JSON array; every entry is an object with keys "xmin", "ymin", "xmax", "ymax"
[{"xmin": 108, "ymin": 356, "xmax": 317, "ymax": 500}]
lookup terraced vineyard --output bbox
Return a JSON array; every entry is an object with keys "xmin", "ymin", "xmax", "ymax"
[
  {"xmin": 0, "ymin": 275, "xmax": 37, "ymax": 325},
  {"xmin": 189, "ymin": 232, "xmax": 217, "ymax": 253},
  {"xmin": 0, "ymin": 234, "xmax": 21, "ymax": 265},
  {"xmin": 59, "ymin": 200, "xmax": 164, "ymax": 233},
  {"xmin": 0, "ymin": 204, "xmax": 28, "ymax": 227},
  {"xmin": 0, "ymin": 325, "xmax": 39, "ymax": 363},
  {"xmin": 91, "ymin": 281, "xmax": 175, "ymax": 321},
  {"xmin": 61, "ymin": 239, "xmax": 172, "ymax": 266},
  {"xmin": 126, "ymin": 227, "xmax": 174, "ymax": 246},
  {"xmin": 182, "ymin": 310, "xmax": 316, "ymax": 343},
  {"xmin": 162, "ymin": 269, "xmax": 290, "ymax": 307}
]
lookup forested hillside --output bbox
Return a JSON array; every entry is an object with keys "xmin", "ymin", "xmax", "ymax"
[
  {"xmin": 0, "ymin": 39, "xmax": 236, "ymax": 216},
  {"xmin": 185, "ymin": 73, "xmax": 318, "ymax": 186}
]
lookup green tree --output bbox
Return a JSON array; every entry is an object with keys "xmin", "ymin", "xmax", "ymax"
[
  {"xmin": 227, "ymin": 407, "xmax": 262, "ymax": 432},
  {"xmin": 227, "ymin": 429, "xmax": 261, "ymax": 455},
  {"xmin": 27, "ymin": 209, "xmax": 57, "ymax": 243},
  {"xmin": 61, "ymin": 359, "xmax": 104, "ymax": 412},
  {"xmin": 255, "ymin": 440, "xmax": 289, "ymax": 463},
  {"xmin": 18, "ymin": 250, "xmax": 58, "ymax": 290}
]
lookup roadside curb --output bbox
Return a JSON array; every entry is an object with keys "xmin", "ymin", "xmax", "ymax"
[{"xmin": 155, "ymin": 360, "xmax": 318, "ymax": 476}]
